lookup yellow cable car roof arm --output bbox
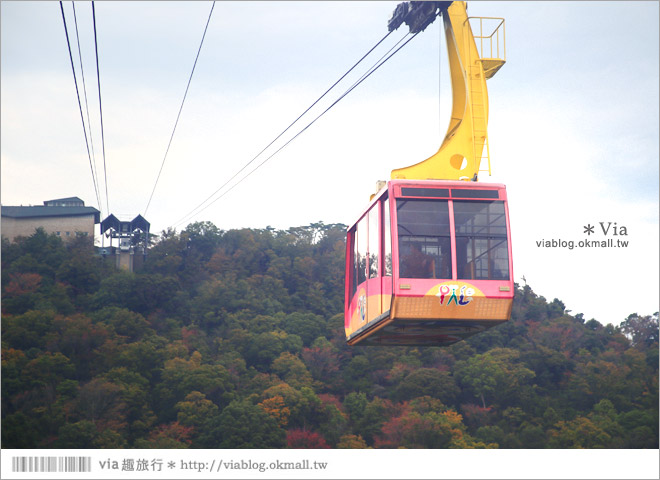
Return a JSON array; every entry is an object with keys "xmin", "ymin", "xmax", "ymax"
[{"xmin": 388, "ymin": 1, "xmax": 506, "ymax": 182}]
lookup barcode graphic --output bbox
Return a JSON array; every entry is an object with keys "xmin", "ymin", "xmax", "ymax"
[{"xmin": 11, "ymin": 456, "xmax": 92, "ymax": 473}]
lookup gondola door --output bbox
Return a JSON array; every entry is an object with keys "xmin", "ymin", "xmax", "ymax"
[
  {"xmin": 346, "ymin": 209, "xmax": 370, "ymax": 337},
  {"xmin": 380, "ymin": 195, "xmax": 394, "ymax": 320},
  {"xmin": 345, "ymin": 191, "xmax": 392, "ymax": 340},
  {"xmin": 365, "ymin": 205, "xmax": 382, "ymax": 323}
]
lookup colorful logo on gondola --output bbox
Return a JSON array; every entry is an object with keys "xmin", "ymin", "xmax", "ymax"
[
  {"xmin": 358, "ymin": 295, "xmax": 366, "ymax": 322},
  {"xmin": 429, "ymin": 282, "xmax": 483, "ymax": 307}
]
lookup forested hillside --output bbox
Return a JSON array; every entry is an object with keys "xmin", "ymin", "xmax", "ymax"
[{"xmin": 2, "ymin": 223, "xmax": 658, "ymax": 449}]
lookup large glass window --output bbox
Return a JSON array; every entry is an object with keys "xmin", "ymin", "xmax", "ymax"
[
  {"xmin": 368, "ymin": 207, "xmax": 379, "ymax": 279},
  {"xmin": 356, "ymin": 216, "xmax": 368, "ymax": 286},
  {"xmin": 454, "ymin": 201, "xmax": 509, "ymax": 280},
  {"xmin": 397, "ymin": 199, "xmax": 452, "ymax": 279},
  {"xmin": 350, "ymin": 230, "xmax": 358, "ymax": 298},
  {"xmin": 383, "ymin": 198, "xmax": 392, "ymax": 277}
]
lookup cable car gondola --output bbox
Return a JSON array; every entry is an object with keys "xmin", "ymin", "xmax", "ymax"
[
  {"xmin": 344, "ymin": 1, "xmax": 512, "ymax": 346},
  {"xmin": 345, "ymin": 179, "xmax": 513, "ymax": 346}
]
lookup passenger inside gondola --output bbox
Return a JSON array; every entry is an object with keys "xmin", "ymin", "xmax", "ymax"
[{"xmin": 400, "ymin": 242, "xmax": 435, "ymax": 278}]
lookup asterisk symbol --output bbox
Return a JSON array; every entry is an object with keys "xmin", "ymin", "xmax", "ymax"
[
  {"xmin": 168, "ymin": 461, "xmax": 176, "ymax": 469},
  {"xmin": 583, "ymin": 224, "xmax": 594, "ymax": 235}
]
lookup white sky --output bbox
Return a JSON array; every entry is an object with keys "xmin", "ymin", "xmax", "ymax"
[{"xmin": 2, "ymin": 1, "xmax": 658, "ymax": 327}]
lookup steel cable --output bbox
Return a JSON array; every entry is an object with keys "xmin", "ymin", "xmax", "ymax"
[
  {"xmin": 72, "ymin": 2, "xmax": 102, "ymax": 214},
  {"xmin": 92, "ymin": 1, "xmax": 110, "ymax": 214},
  {"xmin": 144, "ymin": 1, "xmax": 216, "ymax": 216},
  {"xmin": 173, "ymin": 30, "xmax": 420, "ymax": 229},
  {"xmin": 59, "ymin": 1, "xmax": 103, "ymax": 216}
]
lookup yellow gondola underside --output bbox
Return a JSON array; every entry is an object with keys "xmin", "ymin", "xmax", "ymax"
[{"xmin": 347, "ymin": 289, "xmax": 512, "ymax": 346}]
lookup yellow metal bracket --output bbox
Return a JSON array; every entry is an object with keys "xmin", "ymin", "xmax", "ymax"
[{"xmin": 390, "ymin": 2, "xmax": 505, "ymax": 182}]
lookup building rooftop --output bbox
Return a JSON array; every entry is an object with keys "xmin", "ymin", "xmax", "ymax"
[{"xmin": 2, "ymin": 205, "xmax": 101, "ymax": 223}]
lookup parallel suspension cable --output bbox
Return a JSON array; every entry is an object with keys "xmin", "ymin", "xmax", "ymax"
[
  {"xmin": 173, "ymin": 31, "xmax": 420, "ymax": 229},
  {"xmin": 72, "ymin": 1, "xmax": 102, "ymax": 214},
  {"xmin": 172, "ymin": 30, "xmax": 395, "ymax": 228},
  {"xmin": 339, "ymin": 31, "xmax": 412, "ymax": 100},
  {"xmin": 143, "ymin": 1, "xmax": 216, "ymax": 216},
  {"xmin": 92, "ymin": 1, "xmax": 110, "ymax": 215},
  {"xmin": 172, "ymin": 30, "xmax": 397, "ymax": 229},
  {"xmin": 59, "ymin": 1, "xmax": 102, "ymax": 216}
]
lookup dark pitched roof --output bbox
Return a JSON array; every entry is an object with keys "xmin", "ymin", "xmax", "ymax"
[
  {"xmin": 100, "ymin": 214, "xmax": 150, "ymax": 234},
  {"xmin": 1, "ymin": 205, "xmax": 100, "ymax": 223},
  {"xmin": 131, "ymin": 214, "xmax": 150, "ymax": 232},
  {"xmin": 100, "ymin": 214, "xmax": 120, "ymax": 233}
]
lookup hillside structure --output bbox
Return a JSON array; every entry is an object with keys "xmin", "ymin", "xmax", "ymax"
[
  {"xmin": 1, "ymin": 197, "xmax": 100, "ymax": 243},
  {"xmin": 99, "ymin": 213, "xmax": 150, "ymax": 271}
]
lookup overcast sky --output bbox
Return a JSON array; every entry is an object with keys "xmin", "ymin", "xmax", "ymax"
[{"xmin": 2, "ymin": 1, "xmax": 658, "ymax": 327}]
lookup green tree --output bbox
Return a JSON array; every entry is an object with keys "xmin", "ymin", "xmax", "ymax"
[
  {"xmin": 566, "ymin": 351, "xmax": 646, "ymax": 412},
  {"xmin": 317, "ymin": 394, "xmax": 348, "ymax": 446},
  {"xmin": 1, "ymin": 272, "xmax": 44, "ymax": 314},
  {"xmin": 199, "ymin": 399, "xmax": 286, "ymax": 448},
  {"xmin": 5, "ymin": 228, "xmax": 67, "ymax": 282},
  {"xmin": 110, "ymin": 334, "xmax": 170, "ymax": 381},
  {"xmin": 281, "ymin": 312, "xmax": 326, "ymax": 347},
  {"xmin": 261, "ymin": 383, "xmax": 305, "ymax": 426},
  {"xmin": 55, "ymin": 420, "xmax": 99, "ymax": 448},
  {"xmin": 2, "ymin": 309, "xmax": 55, "ymax": 351},
  {"xmin": 50, "ymin": 314, "xmax": 109, "ymax": 378},
  {"xmin": 1, "ymin": 412, "xmax": 42, "ymax": 448},
  {"xmin": 93, "ymin": 307, "xmax": 152, "ymax": 342},
  {"xmin": 102, "ymin": 367, "xmax": 156, "ymax": 443},
  {"xmin": 518, "ymin": 422, "xmax": 546, "ymax": 448},
  {"xmin": 182, "ymin": 221, "xmax": 223, "ymax": 260},
  {"xmin": 343, "ymin": 392, "xmax": 368, "ymax": 428},
  {"xmin": 617, "ymin": 408, "xmax": 659, "ymax": 448},
  {"xmin": 56, "ymin": 234, "xmax": 101, "ymax": 297},
  {"xmin": 337, "ymin": 434, "xmax": 368, "ymax": 448},
  {"xmin": 155, "ymin": 352, "xmax": 234, "ymax": 420},
  {"xmin": 243, "ymin": 331, "xmax": 301, "ymax": 369},
  {"xmin": 343, "ymin": 393, "xmax": 393, "ymax": 445},
  {"xmin": 71, "ymin": 378, "xmax": 128, "ymax": 437},
  {"xmin": 620, "ymin": 313, "xmax": 659, "ymax": 349},
  {"xmin": 394, "ymin": 368, "xmax": 459, "ymax": 405},
  {"xmin": 271, "ymin": 352, "xmax": 313, "ymax": 389},
  {"xmin": 217, "ymin": 229, "xmax": 271, "ymax": 277},
  {"xmin": 587, "ymin": 399, "xmax": 624, "ymax": 447},
  {"xmin": 134, "ymin": 422, "xmax": 193, "ymax": 448},
  {"xmin": 92, "ymin": 270, "xmax": 136, "ymax": 310},
  {"xmin": 1, "ymin": 348, "xmax": 30, "ymax": 403},
  {"xmin": 454, "ymin": 348, "xmax": 535, "ymax": 408},
  {"xmin": 131, "ymin": 274, "xmax": 182, "ymax": 316},
  {"xmin": 176, "ymin": 391, "xmax": 220, "ymax": 429},
  {"xmin": 548, "ymin": 416, "xmax": 611, "ymax": 448},
  {"xmin": 343, "ymin": 355, "xmax": 373, "ymax": 392},
  {"xmin": 23, "ymin": 352, "xmax": 76, "ymax": 389},
  {"xmin": 140, "ymin": 228, "xmax": 186, "ymax": 278}
]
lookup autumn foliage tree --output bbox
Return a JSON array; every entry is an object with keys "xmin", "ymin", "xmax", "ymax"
[{"xmin": 1, "ymin": 224, "xmax": 658, "ymax": 449}]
